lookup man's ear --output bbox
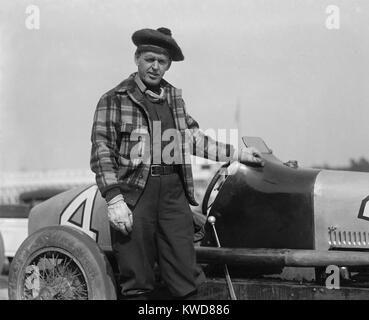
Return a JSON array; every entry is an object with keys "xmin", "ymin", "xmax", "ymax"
[
  {"xmin": 166, "ymin": 60, "xmax": 172, "ymax": 71},
  {"xmin": 134, "ymin": 54, "xmax": 139, "ymax": 66}
]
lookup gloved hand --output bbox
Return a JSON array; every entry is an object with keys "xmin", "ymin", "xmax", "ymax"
[
  {"xmin": 107, "ymin": 194, "xmax": 133, "ymax": 235},
  {"xmin": 233, "ymin": 146, "xmax": 265, "ymax": 167}
]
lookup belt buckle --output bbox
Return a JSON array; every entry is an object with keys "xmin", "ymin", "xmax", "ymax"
[{"xmin": 150, "ymin": 165, "xmax": 161, "ymax": 177}]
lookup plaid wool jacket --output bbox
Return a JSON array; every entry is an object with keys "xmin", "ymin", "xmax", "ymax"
[{"xmin": 90, "ymin": 73, "xmax": 235, "ymax": 206}]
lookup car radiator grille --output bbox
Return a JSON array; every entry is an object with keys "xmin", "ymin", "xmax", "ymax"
[{"xmin": 328, "ymin": 230, "xmax": 369, "ymax": 248}]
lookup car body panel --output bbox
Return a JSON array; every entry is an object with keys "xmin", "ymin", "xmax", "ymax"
[
  {"xmin": 314, "ymin": 169, "xmax": 369, "ymax": 250},
  {"xmin": 203, "ymin": 160, "xmax": 320, "ymax": 250},
  {"xmin": 29, "ymin": 184, "xmax": 113, "ymax": 252}
]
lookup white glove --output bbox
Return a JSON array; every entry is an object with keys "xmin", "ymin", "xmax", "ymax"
[
  {"xmin": 107, "ymin": 194, "xmax": 133, "ymax": 235},
  {"xmin": 233, "ymin": 146, "xmax": 265, "ymax": 167}
]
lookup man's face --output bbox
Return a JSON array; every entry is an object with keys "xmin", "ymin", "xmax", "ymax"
[{"xmin": 135, "ymin": 51, "xmax": 171, "ymax": 87}]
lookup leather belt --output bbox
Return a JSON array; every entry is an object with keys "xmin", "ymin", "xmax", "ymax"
[{"xmin": 150, "ymin": 165, "xmax": 180, "ymax": 176}]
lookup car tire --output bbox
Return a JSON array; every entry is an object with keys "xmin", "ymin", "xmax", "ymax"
[
  {"xmin": 8, "ymin": 225, "xmax": 117, "ymax": 300},
  {"xmin": 0, "ymin": 232, "xmax": 5, "ymax": 275}
]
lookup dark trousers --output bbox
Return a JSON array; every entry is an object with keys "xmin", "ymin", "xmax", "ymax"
[{"xmin": 111, "ymin": 172, "xmax": 205, "ymax": 297}]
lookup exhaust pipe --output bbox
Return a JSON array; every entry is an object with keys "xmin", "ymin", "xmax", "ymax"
[{"xmin": 196, "ymin": 247, "xmax": 369, "ymax": 268}]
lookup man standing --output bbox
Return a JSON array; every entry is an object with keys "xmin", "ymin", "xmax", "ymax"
[{"xmin": 90, "ymin": 27, "xmax": 263, "ymax": 299}]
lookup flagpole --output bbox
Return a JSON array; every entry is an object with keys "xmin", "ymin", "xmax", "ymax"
[{"xmin": 235, "ymin": 99, "xmax": 241, "ymax": 143}]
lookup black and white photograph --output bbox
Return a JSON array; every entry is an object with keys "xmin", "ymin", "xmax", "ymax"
[{"xmin": 1, "ymin": 0, "xmax": 369, "ymax": 307}]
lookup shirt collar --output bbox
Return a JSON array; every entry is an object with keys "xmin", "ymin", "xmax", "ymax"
[
  {"xmin": 114, "ymin": 73, "xmax": 182, "ymax": 100},
  {"xmin": 134, "ymin": 74, "xmax": 166, "ymax": 103}
]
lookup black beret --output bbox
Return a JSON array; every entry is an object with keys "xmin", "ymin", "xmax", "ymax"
[{"xmin": 132, "ymin": 27, "xmax": 184, "ymax": 61}]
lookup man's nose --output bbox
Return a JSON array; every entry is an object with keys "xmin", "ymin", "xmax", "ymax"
[{"xmin": 152, "ymin": 60, "xmax": 159, "ymax": 70}]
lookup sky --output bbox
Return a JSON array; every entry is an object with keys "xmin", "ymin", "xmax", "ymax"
[{"xmin": 0, "ymin": 0, "xmax": 369, "ymax": 171}]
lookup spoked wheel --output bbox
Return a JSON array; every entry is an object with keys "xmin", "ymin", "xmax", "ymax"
[
  {"xmin": 202, "ymin": 162, "xmax": 232, "ymax": 217},
  {"xmin": 9, "ymin": 226, "xmax": 117, "ymax": 300},
  {"xmin": 21, "ymin": 248, "xmax": 89, "ymax": 300}
]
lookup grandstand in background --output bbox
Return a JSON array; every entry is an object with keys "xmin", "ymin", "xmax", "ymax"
[
  {"xmin": 0, "ymin": 169, "xmax": 94, "ymax": 204},
  {"xmin": 0, "ymin": 160, "xmax": 219, "ymax": 205}
]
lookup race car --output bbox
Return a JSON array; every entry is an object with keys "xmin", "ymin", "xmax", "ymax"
[{"xmin": 7, "ymin": 137, "xmax": 369, "ymax": 300}]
